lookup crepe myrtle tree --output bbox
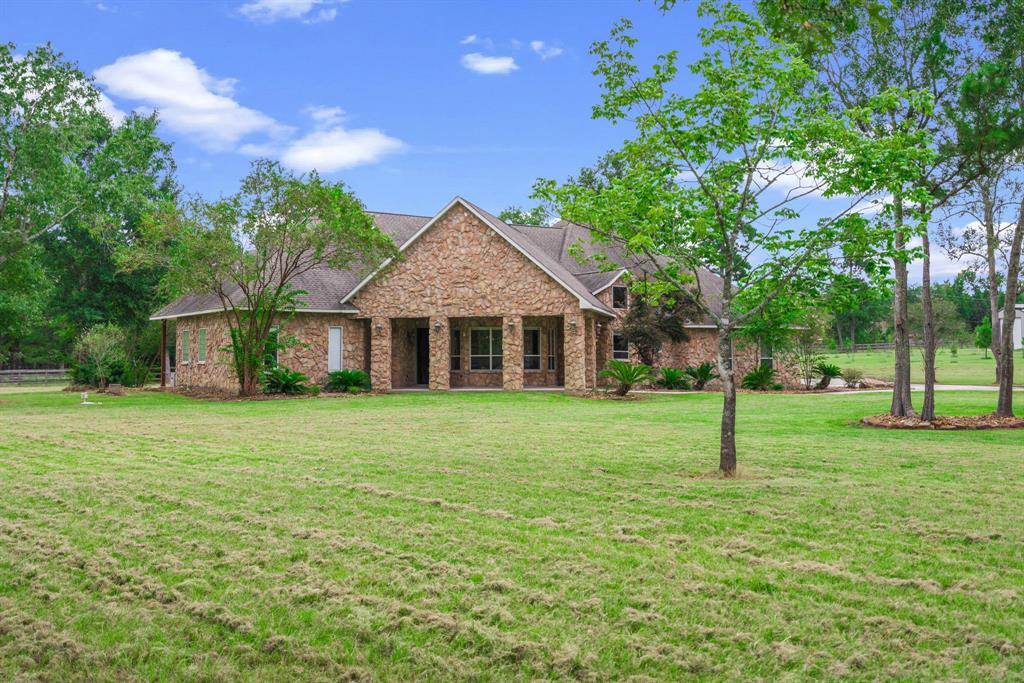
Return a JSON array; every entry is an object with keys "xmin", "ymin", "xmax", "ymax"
[
  {"xmin": 128, "ymin": 160, "xmax": 397, "ymax": 396},
  {"xmin": 534, "ymin": 1, "xmax": 928, "ymax": 475}
]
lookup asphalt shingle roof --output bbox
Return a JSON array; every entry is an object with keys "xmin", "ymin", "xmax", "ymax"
[{"xmin": 151, "ymin": 198, "xmax": 722, "ymax": 322}]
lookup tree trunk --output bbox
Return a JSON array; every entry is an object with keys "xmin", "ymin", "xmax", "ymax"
[
  {"xmin": 850, "ymin": 317, "xmax": 856, "ymax": 352},
  {"xmin": 996, "ymin": 199, "xmax": 1023, "ymax": 417},
  {"xmin": 836, "ymin": 319, "xmax": 845, "ymax": 352},
  {"xmin": 891, "ymin": 196, "xmax": 916, "ymax": 416},
  {"xmin": 920, "ymin": 228, "xmax": 937, "ymax": 421},
  {"xmin": 983, "ymin": 182, "xmax": 1003, "ymax": 384},
  {"xmin": 717, "ymin": 328, "xmax": 737, "ymax": 476}
]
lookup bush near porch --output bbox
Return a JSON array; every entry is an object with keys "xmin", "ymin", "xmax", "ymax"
[{"xmin": 0, "ymin": 388, "xmax": 1020, "ymax": 680}]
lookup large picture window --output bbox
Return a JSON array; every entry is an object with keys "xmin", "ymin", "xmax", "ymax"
[
  {"xmin": 470, "ymin": 328, "xmax": 502, "ymax": 370},
  {"xmin": 523, "ymin": 328, "xmax": 540, "ymax": 370},
  {"xmin": 759, "ymin": 341, "xmax": 773, "ymax": 370},
  {"xmin": 450, "ymin": 328, "xmax": 461, "ymax": 370},
  {"xmin": 613, "ymin": 333, "xmax": 629, "ymax": 360}
]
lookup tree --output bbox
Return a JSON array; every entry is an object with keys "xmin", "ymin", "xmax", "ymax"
[
  {"xmin": 1, "ymin": 43, "xmax": 170, "ymax": 290},
  {"xmin": 535, "ymin": 1, "xmax": 924, "ymax": 475},
  {"xmin": 975, "ymin": 316, "xmax": 993, "ymax": 359},
  {"xmin": 129, "ymin": 160, "xmax": 398, "ymax": 396},
  {"xmin": 767, "ymin": 0, "xmax": 1024, "ymax": 421},
  {"xmin": 74, "ymin": 323, "xmax": 126, "ymax": 389},
  {"xmin": 618, "ymin": 285, "xmax": 698, "ymax": 366},
  {"xmin": 498, "ymin": 205, "xmax": 551, "ymax": 226}
]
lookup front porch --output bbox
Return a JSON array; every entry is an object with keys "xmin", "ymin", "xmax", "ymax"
[{"xmin": 367, "ymin": 313, "xmax": 610, "ymax": 392}]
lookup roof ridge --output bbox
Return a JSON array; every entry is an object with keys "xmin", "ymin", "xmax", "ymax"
[{"xmin": 367, "ymin": 209, "xmax": 434, "ymax": 219}]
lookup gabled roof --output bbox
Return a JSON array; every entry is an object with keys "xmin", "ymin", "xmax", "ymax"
[{"xmin": 150, "ymin": 197, "xmax": 723, "ymax": 322}]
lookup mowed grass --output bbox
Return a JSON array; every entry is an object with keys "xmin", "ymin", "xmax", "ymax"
[
  {"xmin": 0, "ymin": 389, "xmax": 1021, "ymax": 681},
  {"xmin": 820, "ymin": 346, "xmax": 1024, "ymax": 386}
]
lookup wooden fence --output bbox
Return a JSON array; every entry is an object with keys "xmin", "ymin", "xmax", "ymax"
[{"xmin": 0, "ymin": 368, "xmax": 70, "ymax": 384}]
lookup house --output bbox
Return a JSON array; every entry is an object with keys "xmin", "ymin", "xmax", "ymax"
[
  {"xmin": 151, "ymin": 197, "xmax": 772, "ymax": 392},
  {"xmin": 997, "ymin": 304, "xmax": 1024, "ymax": 351}
]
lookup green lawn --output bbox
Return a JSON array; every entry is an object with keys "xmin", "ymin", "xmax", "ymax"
[
  {"xmin": 820, "ymin": 346, "xmax": 1024, "ymax": 386},
  {"xmin": 1, "ymin": 389, "xmax": 1021, "ymax": 680}
]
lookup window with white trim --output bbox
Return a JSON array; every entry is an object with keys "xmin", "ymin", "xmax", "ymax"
[
  {"xmin": 328, "ymin": 326, "xmax": 344, "ymax": 372},
  {"xmin": 180, "ymin": 329, "xmax": 190, "ymax": 364},
  {"xmin": 197, "ymin": 328, "xmax": 207, "ymax": 363},
  {"xmin": 470, "ymin": 328, "xmax": 503, "ymax": 370},
  {"xmin": 450, "ymin": 328, "xmax": 461, "ymax": 370},
  {"xmin": 523, "ymin": 328, "xmax": 540, "ymax": 370},
  {"xmin": 547, "ymin": 328, "xmax": 556, "ymax": 370},
  {"xmin": 759, "ymin": 341, "xmax": 773, "ymax": 370},
  {"xmin": 612, "ymin": 286, "xmax": 628, "ymax": 309},
  {"xmin": 613, "ymin": 333, "xmax": 629, "ymax": 360}
]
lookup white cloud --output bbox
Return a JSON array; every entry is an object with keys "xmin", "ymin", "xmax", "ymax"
[
  {"xmin": 94, "ymin": 49, "xmax": 291, "ymax": 150},
  {"xmin": 280, "ymin": 128, "xmax": 404, "ymax": 173},
  {"xmin": 459, "ymin": 34, "xmax": 494, "ymax": 48},
  {"xmin": 238, "ymin": 0, "xmax": 344, "ymax": 24},
  {"xmin": 461, "ymin": 53, "xmax": 518, "ymax": 75},
  {"xmin": 460, "ymin": 34, "xmax": 478, "ymax": 45},
  {"xmin": 96, "ymin": 92, "xmax": 126, "ymax": 125},
  {"xmin": 96, "ymin": 2, "xmax": 114, "ymax": 11},
  {"xmin": 530, "ymin": 40, "xmax": 563, "ymax": 60},
  {"xmin": 305, "ymin": 105, "xmax": 345, "ymax": 127}
]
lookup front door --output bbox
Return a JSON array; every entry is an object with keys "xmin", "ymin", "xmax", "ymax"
[{"xmin": 415, "ymin": 327, "xmax": 430, "ymax": 385}]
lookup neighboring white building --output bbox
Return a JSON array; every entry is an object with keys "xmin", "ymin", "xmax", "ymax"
[{"xmin": 998, "ymin": 304, "xmax": 1024, "ymax": 351}]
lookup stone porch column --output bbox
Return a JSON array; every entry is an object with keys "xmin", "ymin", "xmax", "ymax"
[
  {"xmin": 369, "ymin": 317, "xmax": 391, "ymax": 392},
  {"xmin": 585, "ymin": 315, "xmax": 597, "ymax": 389},
  {"xmin": 428, "ymin": 316, "xmax": 450, "ymax": 391},
  {"xmin": 596, "ymin": 317, "xmax": 612, "ymax": 387},
  {"xmin": 563, "ymin": 313, "xmax": 586, "ymax": 392},
  {"xmin": 502, "ymin": 315, "xmax": 524, "ymax": 390}
]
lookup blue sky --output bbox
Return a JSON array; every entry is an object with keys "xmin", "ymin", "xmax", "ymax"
[
  {"xmin": 4, "ymin": 0, "xmax": 968, "ymax": 282},
  {"xmin": 4, "ymin": 0, "xmax": 708, "ymax": 217}
]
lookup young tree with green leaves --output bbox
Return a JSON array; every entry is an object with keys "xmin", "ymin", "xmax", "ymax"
[
  {"xmin": 127, "ymin": 160, "xmax": 397, "ymax": 396},
  {"xmin": 535, "ymin": 1, "xmax": 926, "ymax": 475},
  {"xmin": 975, "ymin": 317, "xmax": 993, "ymax": 359},
  {"xmin": 497, "ymin": 205, "xmax": 551, "ymax": 226}
]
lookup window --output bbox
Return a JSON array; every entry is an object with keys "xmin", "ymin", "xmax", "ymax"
[
  {"xmin": 264, "ymin": 327, "xmax": 279, "ymax": 367},
  {"xmin": 470, "ymin": 328, "xmax": 502, "ymax": 370},
  {"xmin": 612, "ymin": 286, "xmax": 628, "ymax": 309},
  {"xmin": 547, "ymin": 328, "xmax": 557, "ymax": 371},
  {"xmin": 328, "ymin": 326, "xmax": 344, "ymax": 372},
  {"xmin": 759, "ymin": 340, "xmax": 773, "ymax": 370},
  {"xmin": 197, "ymin": 328, "xmax": 207, "ymax": 363},
  {"xmin": 523, "ymin": 328, "xmax": 540, "ymax": 370},
  {"xmin": 450, "ymin": 328, "xmax": 461, "ymax": 370},
  {"xmin": 180, "ymin": 329, "xmax": 190, "ymax": 364},
  {"xmin": 613, "ymin": 333, "xmax": 629, "ymax": 360}
]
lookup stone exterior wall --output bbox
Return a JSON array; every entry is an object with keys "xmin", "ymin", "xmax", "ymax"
[
  {"xmin": 351, "ymin": 203, "xmax": 603, "ymax": 391},
  {"xmin": 173, "ymin": 312, "xmax": 368, "ymax": 393}
]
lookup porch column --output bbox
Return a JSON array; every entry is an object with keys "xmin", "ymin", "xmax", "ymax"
[
  {"xmin": 160, "ymin": 319, "xmax": 167, "ymax": 388},
  {"xmin": 502, "ymin": 315, "xmax": 524, "ymax": 390},
  {"xmin": 564, "ymin": 312, "xmax": 586, "ymax": 392},
  {"xmin": 585, "ymin": 315, "xmax": 597, "ymax": 389},
  {"xmin": 369, "ymin": 316, "xmax": 391, "ymax": 392},
  {"xmin": 596, "ymin": 318, "xmax": 612, "ymax": 386},
  {"xmin": 428, "ymin": 316, "xmax": 450, "ymax": 391}
]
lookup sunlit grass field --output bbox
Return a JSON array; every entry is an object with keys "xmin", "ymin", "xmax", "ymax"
[
  {"xmin": 1, "ymin": 388, "xmax": 1021, "ymax": 680},
  {"xmin": 820, "ymin": 346, "xmax": 1024, "ymax": 386}
]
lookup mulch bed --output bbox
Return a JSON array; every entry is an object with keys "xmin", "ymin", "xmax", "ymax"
[{"xmin": 860, "ymin": 414, "xmax": 1024, "ymax": 430}]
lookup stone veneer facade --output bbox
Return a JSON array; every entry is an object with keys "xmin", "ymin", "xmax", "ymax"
[{"xmin": 169, "ymin": 203, "xmax": 796, "ymax": 393}]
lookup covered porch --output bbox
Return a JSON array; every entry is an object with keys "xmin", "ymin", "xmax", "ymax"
[{"xmin": 367, "ymin": 312, "xmax": 610, "ymax": 392}]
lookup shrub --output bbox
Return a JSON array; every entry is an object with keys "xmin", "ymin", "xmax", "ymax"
[
  {"xmin": 73, "ymin": 323, "xmax": 127, "ymax": 389},
  {"xmin": 684, "ymin": 362, "xmax": 718, "ymax": 390},
  {"xmin": 740, "ymin": 365, "xmax": 780, "ymax": 391},
  {"xmin": 841, "ymin": 367, "xmax": 864, "ymax": 388},
  {"xmin": 599, "ymin": 360, "xmax": 653, "ymax": 396},
  {"xmin": 325, "ymin": 369, "xmax": 371, "ymax": 393},
  {"xmin": 655, "ymin": 367, "xmax": 691, "ymax": 390},
  {"xmin": 813, "ymin": 361, "xmax": 842, "ymax": 389},
  {"xmin": 261, "ymin": 365, "xmax": 310, "ymax": 394}
]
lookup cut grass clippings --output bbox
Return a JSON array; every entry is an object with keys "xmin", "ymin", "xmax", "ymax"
[{"xmin": 0, "ymin": 388, "xmax": 1021, "ymax": 680}]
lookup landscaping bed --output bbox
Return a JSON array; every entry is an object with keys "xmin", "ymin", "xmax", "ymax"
[{"xmin": 861, "ymin": 413, "xmax": 1024, "ymax": 430}]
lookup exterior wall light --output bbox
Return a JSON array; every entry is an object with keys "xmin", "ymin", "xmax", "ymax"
[
  {"xmin": 433, "ymin": 320, "xmax": 442, "ymax": 333},
  {"xmin": 375, "ymin": 322, "xmax": 383, "ymax": 335},
  {"xmin": 507, "ymin": 319, "xmax": 516, "ymax": 331},
  {"xmin": 570, "ymin": 320, "xmax": 578, "ymax": 335}
]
